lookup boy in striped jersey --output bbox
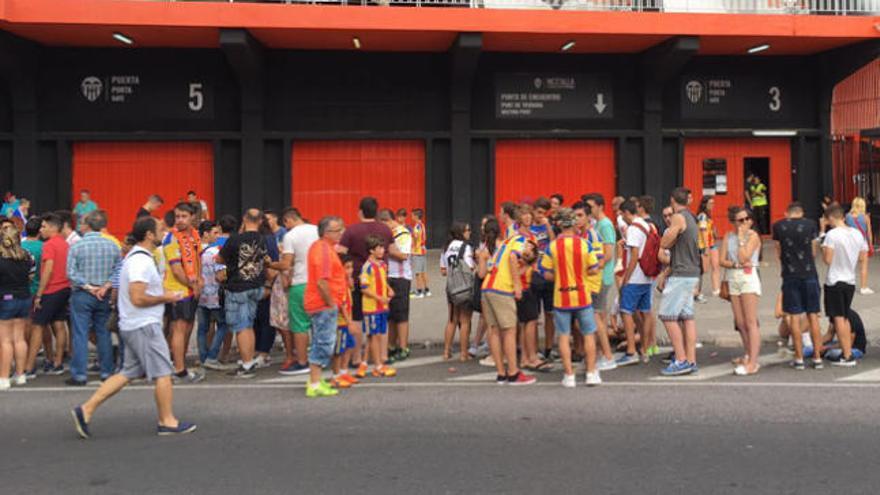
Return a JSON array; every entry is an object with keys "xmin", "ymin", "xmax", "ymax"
[
  {"xmin": 540, "ymin": 208, "xmax": 602, "ymax": 387},
  {"xmin": 410, "ymin": 209, "xmax": 431, "ymax": 298},
  {"xmin": 360, "ymin": 235, "xmax": 397, "ymax": 378}
]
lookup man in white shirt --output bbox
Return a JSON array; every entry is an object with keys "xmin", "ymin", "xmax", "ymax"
[
  {"xmin": 617, "ymin": 199, "xmax": 655, "ymax": 367},
  {"xmin": 71, "ymin": 216, "xmax": 196, "ymax": 439},
  {"xmin": 379, "ymin": 209, "xmax": 413, "ymax": 361},
  {"xmin": 270, "ymin": 207, "xmax": 319, "ymax": 375},
  {"xmin": 58, "ymin": 210, "xmax": 82, "ymax": 245},
  {"xmin": 822, "ymin": 204, "xmax": 868, "ymax": 367}
]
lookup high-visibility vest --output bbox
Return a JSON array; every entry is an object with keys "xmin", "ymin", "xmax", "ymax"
[{"xmin": 749, "ymin": 182, "xmax": 768, "ymax": 207}]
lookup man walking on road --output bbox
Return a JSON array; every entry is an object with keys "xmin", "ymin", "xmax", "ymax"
[
  {"xmin": 66, "ymin": 210, "xmax": 121, "ymax": 385},
  {"xmin": 657, "ymin": 187, "xmax": 702, "ymax": 376},
  {"xmin": 71, "ymin": 216, "xmax": 196, "ymax": 439}
]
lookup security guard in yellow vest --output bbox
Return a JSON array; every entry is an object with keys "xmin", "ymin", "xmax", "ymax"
[{"xmin": 746, "ymin": 174, "xmax": 768, "ymax": 234}]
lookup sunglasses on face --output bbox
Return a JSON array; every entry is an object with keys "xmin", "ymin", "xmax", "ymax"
[{"xmin": 735, "ymin": 217, "xmax": 750, "ymax": 223}]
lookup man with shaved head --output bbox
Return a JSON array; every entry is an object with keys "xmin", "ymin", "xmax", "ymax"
[{"xmin": 217, "ymin": 208, "xmax": 269, "ymax": 378}]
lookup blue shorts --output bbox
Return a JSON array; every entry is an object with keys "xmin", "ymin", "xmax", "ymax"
[
  {"xmin": 782, "ymin": 277, "xmax": 821, "ymax": 315},
  {"xmin": 335, "ymin": 326, "xmax": 355, "ymax": 355},
  {"xmin": 658, "ymin": 277, "xmax": 699, "ymax": 321},
  {"xmin": 620, "ymin": 283, "xmax": 653, "ymax": 314},
  {"xmin": 0, "ymin": 296, "xmax": 32, "ymax": 320},
  {"xmin": 224, "ymin": 287, "xmax": 262, "ymax": 333},
  {"xmin": 553, "ymin": 307, "xmax": 597, "ymax": 336},
  {"xmin": 364, "ymin": 312, "xmax": 388, "ymax": 336}
]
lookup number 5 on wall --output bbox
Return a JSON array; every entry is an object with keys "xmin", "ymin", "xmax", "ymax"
[{"xmin": 189, "ymin": 82, "xmax": 204, "ymax": 112}]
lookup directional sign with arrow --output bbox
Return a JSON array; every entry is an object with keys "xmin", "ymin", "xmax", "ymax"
[{"xmin": 496, "ymin": 73, "xmax": 613, "ymax": 120}]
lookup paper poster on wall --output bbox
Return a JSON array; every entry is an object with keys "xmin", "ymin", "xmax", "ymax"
[{"xmin": 702, "ymin": 158, "xmax": 728, "ymax": 196}]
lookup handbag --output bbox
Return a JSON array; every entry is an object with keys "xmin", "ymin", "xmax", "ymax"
[{"xmin": 719, "ymin": 280, "xmax": 731, "ymax": 302}]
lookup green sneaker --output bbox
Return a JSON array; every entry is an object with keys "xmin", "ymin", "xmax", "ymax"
[
  {"xmin": 398, "ymin": 347, "xmax": 411, "ymax": 361},
  {"xmin": 305, "ymin": 380, "xmax": 339, "ymax": 398},
  {"xmin": 646, "ymin": 345, "xmax": 660, "ymax": 357}
]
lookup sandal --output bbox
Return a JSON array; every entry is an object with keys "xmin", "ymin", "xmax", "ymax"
[{"xmin": 534, "ymin": 360, "xmax": 554, "ymax": 372}]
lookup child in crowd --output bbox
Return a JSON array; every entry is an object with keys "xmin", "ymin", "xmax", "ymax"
[
  {"xmin": 360, "ymin": 235, "xmax": 397, "ymax": 378},
  {"xmin": 331, "ymin": 255, "xmax": 359, "ymax": 389},
  {"xmin": 411, "ymin": 208, "xmax": 431, "ymax": 298}
]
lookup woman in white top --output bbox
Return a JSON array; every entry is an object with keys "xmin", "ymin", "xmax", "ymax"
[
  {"xmin": 719, "ymin": 206, "xmax": 762, "ymax": 376},
  {"xmin": 440, "ymin": 221, "xmax": 475, "ymax": 361}
]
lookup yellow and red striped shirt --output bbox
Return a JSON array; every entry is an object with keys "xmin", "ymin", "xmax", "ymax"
[
  {"xmin": 482, "ymin": 235, "xmax": 527, "ymax": 295},
  {"xmin": 577, "ymin": 228, "xmax": 605, "ymax": 295},
  {"xmin": 411, "ymin": 221, "xmax": 426, "ymax": 256},
  {"xmin": 360, "ymin": 259, "xmax": 390, "ymax": 315},
  {"xmin": 539, "ymin": 235, "xmax": 599, "ymax": 310}
]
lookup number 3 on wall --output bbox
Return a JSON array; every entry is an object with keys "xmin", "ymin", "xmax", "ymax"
[
  {"xmin": 188, "ymin": 83, "xmax": 204, "ymax": 112},
  {"xmin": 768, "ymin": 86, "xmax": 781, "ymax": 112}
]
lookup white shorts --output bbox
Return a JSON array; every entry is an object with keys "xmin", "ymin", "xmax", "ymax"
[{"xmin": 727, "ymin": 269, "xmax": 761, "ymax": 296}]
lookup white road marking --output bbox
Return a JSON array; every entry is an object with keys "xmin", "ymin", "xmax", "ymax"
[
  {"xmin": 651, "ymin": 352, "xmax": 789, "ymax": 381},
  {"xmin": 449, "ymin": 372, "xmax": 499, "ymax": 382},
  {"xmin": 260, "ymin": 355, "xmax": 446, "ymax": 384},
  {"xmin": 837, "ymin": 367, "xmax": 880, "ymax": 382}
]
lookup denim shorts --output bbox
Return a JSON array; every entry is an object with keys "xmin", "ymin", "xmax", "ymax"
[
  {"xmin": 782, "ymin": 277, "xmax": 820, "ymax": 315},
  {"xmin": 364, "ymin": 312, "xmax": 389, "ymax": 336},
  {"xmin": 553, "ymin": 307, "xmax": 597, "ymax": 336},
  {"xmin": 224, "ymin": 287, "xmax": 263, "ymax": 333},
  {"xmin": 309, "ymin": 308, "xmax": 338, "ymax": 368},
  {"xmin": 0, "ymin": 296, "xmax": 32, "ymax": 320},
  {"xmin": 658, "ymin": 277, "xmax": 699, "ymax": 322},
  {"xmin": 619, "ymin": 283, "xmax": 653, "ymax": 314}
]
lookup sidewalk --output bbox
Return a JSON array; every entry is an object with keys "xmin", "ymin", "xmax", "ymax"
[{"xmin": 408, "ymin": 242, "xmax": 880, "ymax": 348}]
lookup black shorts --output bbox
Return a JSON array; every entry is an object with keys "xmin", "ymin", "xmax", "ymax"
[
  {"xmin": 352, "ymin": 285, "xmax": 364, "ymax": 322},
  {"xmin": 168, "ymin": 297, "xmax": 197, "ymax": 322},
  {"xmin": 32, "ymin": 288, "xmax": 70, "ymax": 325},
  {"xmin": 824, "ymin": 282, "xmax": 855, "ymax": 319},
  {"xmin": 388, "ymin": 278, "xmax": 411, "ymax": 323},
  {"xmin": 531, "ymin": 275, "xmax": 554, "ymax": 314},
  {"xmin": 516, "ymin": 289, "xmax": 539, "ymax": 323}
]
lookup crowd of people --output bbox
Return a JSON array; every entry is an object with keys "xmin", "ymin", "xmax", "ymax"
[{"xmin": 0, "ymin": 185, "xmax": 874, "ymax": 436}]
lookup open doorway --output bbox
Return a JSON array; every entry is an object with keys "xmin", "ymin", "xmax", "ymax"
[{"xmin": 744, "ymin": 157, "xmax": 770, "ymax": 234}]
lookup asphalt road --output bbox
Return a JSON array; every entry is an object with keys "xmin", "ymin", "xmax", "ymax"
[{"xmin": 4, "ymin": 346, "xmax": 880, "ymax": 495}]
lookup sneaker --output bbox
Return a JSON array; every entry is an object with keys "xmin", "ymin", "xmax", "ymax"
[
  {"xmin": 615, "ymin": 353, "xmax": 640, "ymax": 367},
  {"xmin": 253, "ymin": 355, "xmax": 273, "ymax": 369},
  {"xmin": 12, "ymin": 374, "xmax": 26, "ymax": 386},
  {"xmin": 830, "ymin": 355, "xmax": 858, "ymax": 367},
  {"xmin": 689, "ymin": 362, "xmax": 699, "ymax": 374},
  {"xmin": 232, "ymin": 364, "xmax": 256, "ymax": 379},
  {"xmin": 585, "ymin": 371, "xmax": 602, "ymax": 386},
  {"xmin": 71, "ymin": 406, "xmax": 90, "ymax": 439},
  {"xmin": 372, "ymin": 365, "xmax": 397, "ymax": 378},
  {"xmin": 355, "ymin": 362, "xmax": 369, "ymax": 379},
  {"xmin": 331, "ymin": 377, "xmax": 351, "ymax": 389},
  {"xmin": 561, "ymin": 374, "xmax": 576, "ymax": 388},
  {"xmin": 306, "ymin": 380, "xmax": 339, "ymax": 398},
  {"xmin": 25, "ymin": 368, "xmax": 37, "ymax": 379},
  {"xmin": 384, "ymin": 355, "xmax": 397, "ymax": 365},
  {"xmin": 597, "ymin": 356, "xmax": 618, "ymax": 371},
  {"xmin": 641, "ymin": 353, "xmax": 651, "ymax": 364},
  {"xmin": 41, "ymin": 361, "xmax": 53, "ymax": 373},
  {"xmin": 790, "ymin": 359, "xmax": 805, "ymax": 370},
  {"xmin": 811, "ymin": 359, "xmax": 824, "ymax": 370},
  {"xmin": 337, "ymin": 373, "xmax": 359, "ymax": 386},
  {"xmin": 398, "ymin": 348, "xmax": 411, "ymax": 360},
  {"xmin": 87, "ymin": 362, "xmax": 101, "ymax": 375},
  {"xmin": 508, "ymin": 371, "xmax": 537, "ymax": 386},
  {"xmin": 661, "ymin": 352, "xmax": 675, "ymax": 364},
  {"xmin": 425, "ymin": 290, "xmax": 433, "ymax": 297},
  {"xmin": 65, "ymin": 377, "xmax": 87, "ymax": 387},
  {"xmin": 174, "ymin": 368, "xmax": 205, "ymax": 383},
  {"xmin": 278, "ymin": 361, "xmax": 307, "ymax": 375},
  {"xmin": 646, "ymin": 344, "xmax": 660, "ymax": 357},
  {"xmin": 860, "ymin": 287, "xmax": 874, "ymax": 295},
  {"xmin": 468, "ymin": 346, "xmax": 479, "ymax": 358},
  {"xmin": 203, "ymin": 359, "xmax": 236, "ymax": 371},
  {"xmin": 46, "ymin": 364, "xmax": 66, "ymax": 376},
  {"xmin": 496, "ymin": 374, "xmax": 508, "ymax": 385},
  {"xmin": 157, "ymin": 422, "xmax": 198, "ymax": 436},
  {"xmin": 695, "ymin": 294, "xmax": 708, "ymax": 304},
  {"xmin": 479, "ymin": 356, "xmax": 496, "ymax": 367},
  {"xmin": 0, "ymin": 378, "xmax": 9, "ymax": 391},
  {"xmin": 660, "ymin": 360, "xmax": 694, "ymax": 376}
]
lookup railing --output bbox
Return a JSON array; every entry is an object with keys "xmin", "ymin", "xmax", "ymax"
[{"xmin": 223, "ymin": 0, "xmax": 880, "ymax": 14}]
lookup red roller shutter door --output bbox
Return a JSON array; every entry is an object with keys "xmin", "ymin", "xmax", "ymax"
[
  {"xmin": 684, "ymin": 138, "xmax": 791, "ymax": 236},
  {"xmin": 292, "ymin": 141, "xmax": 425, "ymax": 227},
  {"xmin": 495, "ymin": 140, "xmax": 616, "ymax": 215},
  {"xmin": 72, "ymin": 142, "xmax": 214, "ymax": 238}
]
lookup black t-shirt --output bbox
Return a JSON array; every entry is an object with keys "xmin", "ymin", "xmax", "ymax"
[
  {"xmin": 136, "ymin": 207, "xmax": 151, "ymax": 219},
  {"xmin": 772, "ymin": 217, "xmax": 819, "ymax": 279},
  {"xmin": 219, "ymin": 231, "xmax": 268, "ymax": 293},
  {"xmin": 0, "ymin": 256, "xmax": 34, "ymax": 299}
]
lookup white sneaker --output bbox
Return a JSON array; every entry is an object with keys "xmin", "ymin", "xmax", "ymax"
[
  {"xmin": 203, "ymin": 359, "xmax": 236, "ymax": 371},
  {"xmin": 12, "ymin": 374, "xmax": 26, "ymax": 386},
  {"xmin": 561, "ymin": 374, "xmax": 576, "ymax": 388},
  {"xmin": 479, "ymin": 356, "xmax": 496, "ymax": 367},
  {"xmin": 860, "ymin": 287, "xmax": 875, "ymax": 295},
  {"xmin": 254, "ymin": 355, "xmax": 273, "ymax": 369},
  {"xmin": 0, "ymin": 378, "xmax": 9, "ymax": 391},
  {"xmin": 425, "ymin": 290, "xmax": 433, "ymax": 297},
  {"xmin": 597, "ymin": 356, "xmax": 618, "ymax": 371},
  {"xmin": 585, "ymin": 371, "xmax": 602, "ymax": 386},
  {"xmin": 468, "ymin": 346, "xmax": 479, "ymax": 358}
]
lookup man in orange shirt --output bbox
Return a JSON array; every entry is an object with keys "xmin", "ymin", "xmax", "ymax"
[{"xmin": 304, "ymin": 216, "xmax": 349, "ymax": 398}]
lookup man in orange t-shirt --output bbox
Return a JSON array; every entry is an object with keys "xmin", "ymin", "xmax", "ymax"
[{"xmin": 303, "ymin": 216, "xmax": 349, "ymax": 398}]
